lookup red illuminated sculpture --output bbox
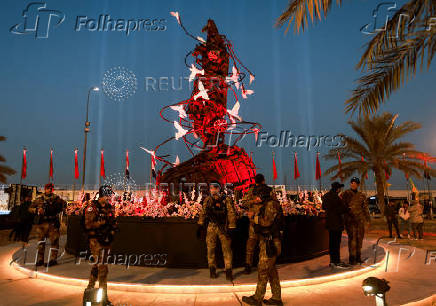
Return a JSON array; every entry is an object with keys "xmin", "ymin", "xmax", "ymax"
[{"xmin": 146, "ymin": 15, "xmax": 261, "ymax": 193}]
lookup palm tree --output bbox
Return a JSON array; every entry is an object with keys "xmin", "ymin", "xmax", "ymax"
[
  {"xmin": 0, "ymin": 136, "xmax": 16, "ymax": 183},
  {"xmin": 276, "ymin": 0, "xmax": 436, "ymax": 116},
  {"xmin": 324, "ymin": 113, "xmax": 435, "ymax": 213}
]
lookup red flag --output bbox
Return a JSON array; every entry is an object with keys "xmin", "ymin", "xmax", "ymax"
[
  {"xmin": 125, "ymin": 150, "xmax": 130, "ymax": 179},
  {"xmin": 337, "ymin": 151, "xmax": 343, "ymax": 181},
  {"xmin": 21, "ymin": 148, "xmax": 27, "ymax": 179},
  {"xmin": 384, "ymin": 161, "xmax": 390, "ymax": 180},
  {"xmin": 49, "ymin": 149, "xmax": 54, "ymax": 179},
  {"xmin": 361, "ymin": 154, "xmax": 368, "ymax": 179},
  {"xmin": 272, "ymin": 152, "xmax": 278, "ymax": 181},
  {"xmin": 74, "ymin": 149, "xmax": 79, "ymax": 179},
  {"xmin": 293, "ymin": 152, "xmax": 300, "ymax": 180},
  {"xmin": 315, "ymin": 153, "xmax": 321, "ymax": 180},
  {"xmin": 100, "ymin": 149, "xmax": 106, "ymax": 179}
]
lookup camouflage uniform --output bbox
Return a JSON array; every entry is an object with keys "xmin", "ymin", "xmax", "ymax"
[
  {"xmin": 253, "ymin": 199, "xmax": 282, "ymax": 302},
  {"xmin": 198, "ymin": 194, "xmax": 236, "ymax": 269},
  {"xmin": 241, "ymin": 184, "xmax": 277, "ymax": 266},
  {"xmin": 84, "ymin": 199, "xmax": 116, "ymax": 291},
  {"xmin": 341, "ymin": 189, "xmax": 370, "ymax": 264},
  {"xmin": 29, "ymin": 193, "xmax": 65, "ymax": 263}
]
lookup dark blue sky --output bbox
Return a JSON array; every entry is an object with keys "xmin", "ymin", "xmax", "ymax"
[{"xmin": 0, "ymin": 0, "xmax": 434, "ymax": 188}]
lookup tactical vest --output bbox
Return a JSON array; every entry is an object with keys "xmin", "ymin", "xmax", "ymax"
[{"xmin": 206, "ymin": 195, "xmax": 227, "ymax": 225}]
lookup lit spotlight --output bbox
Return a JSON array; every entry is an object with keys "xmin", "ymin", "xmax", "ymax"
[
  {"xmin": 82, "ymin": 288, "xmax": 106, "ymax": 306},
  {"xmin": 362, "ymin": 277, "xmax": 390, "ymax": 306}
]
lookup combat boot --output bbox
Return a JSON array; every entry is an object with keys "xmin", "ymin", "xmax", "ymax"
[
  {"xmin": 263, "ymin": 298, "xmax": 284, "ymax": 306},
  {"xmin": 242, "ymin": 295, "xmax": 261, "ymax": 306},
  {"xmin": 225, "ymin": 269, "xmax": 233, "ymax": 281},
  {"xmin": 209, "ymin": 267, "xmax": 217, "ymax": 279}
]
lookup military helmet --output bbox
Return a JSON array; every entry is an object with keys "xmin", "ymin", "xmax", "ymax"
[{"xmin": 351, "ymin": 177, "xmax": 361, "ymax": 184}]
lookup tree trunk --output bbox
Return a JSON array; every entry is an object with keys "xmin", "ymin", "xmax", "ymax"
[{"xmin": 374, "ymin": 168, "xmax": 385, "ymax": 215}]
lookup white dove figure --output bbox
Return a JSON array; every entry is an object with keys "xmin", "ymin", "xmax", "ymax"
[
  {"xmin": 197, "ymin": 36, "xmax": 206, "ymax": 43},
  {"xmin": 170, "ymin": 11, "xmax": 181, "ymax": 24},
  {"xmin": 249, "ymin": 74, "xmax": 255, "ymax": 85},
  {"xmin": 226, "ymin": 66, "xmax": 240, "ymax": 89},
  {"xmin": 139, "ymin": 146, "xmax": 155, "ymax": 158},
  {"xmin": 227, "ymin": 101, "xmax": 242, "ymax": 130},
  {"xmin": 174, "ymin": 121, "xmax": 188, "ymax": 140},
  {"xmin": 174, "ymin": 155, "xmax": 180, "ymax": 166},
  {"xmin": 194, "ymin": 81, "xmax": 209, "ymax": 101},
  {"xmin": 169, "ymin": 104, "xmax": 187, "ymax": 119},
  {"xmin": 241, "ymin": 89, "xmax": 254, "ymax": 99},
  {"xmin": 188, "ymin": 64, "xmax": 204, "ymax": 82}
]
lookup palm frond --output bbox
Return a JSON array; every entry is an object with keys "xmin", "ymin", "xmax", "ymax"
[
  {"xmin": 357, "ymin": 0, "xmax": 432, "ymax": 70},
  {"xmin": 275, "ymin": 0, "xmax": 342, "ymax": 34},
  {"xmin": 0, "ymin": 136, "xmax": 16, "ymax": 183},
  {"xmin": 345, "ymin": 26, "xmax": 435, "ymax": 115},
  {"xmin": 323, "ymin": 113, "xmax": 434, "ymax": 182}
]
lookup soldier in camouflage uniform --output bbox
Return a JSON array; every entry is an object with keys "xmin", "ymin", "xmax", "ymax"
[
  {"xmin": 242, "ymin": 184, "xmax": 283, "ymax": 306},
  {"xmin": 84, "ymin": 185, "xmax": 117, "ymax": 303},
  {"xmin": 28, "ymin": 183, "xmax": 65, "ymax": 266},
  {"xmin": 241, "ymin": 173, "xmax": 276, "ymax": 274},
  {"xmin": 340, "ymin": 177, "xmax": 370, "ymax": 265},
  {"xmin": 198, "ymin": 181, "xmax": 236, "ymax": 281}
]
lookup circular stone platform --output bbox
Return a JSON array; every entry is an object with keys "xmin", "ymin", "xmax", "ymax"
[{"xmin": 11, "ymin": 235, "xmax": 386, "ymax": 294}]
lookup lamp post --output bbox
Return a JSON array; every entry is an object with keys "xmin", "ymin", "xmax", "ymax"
[{"xmin": 81, "ymin": 86, "xmax": 100, "ymax": 191}]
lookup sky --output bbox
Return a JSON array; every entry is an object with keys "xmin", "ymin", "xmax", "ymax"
[{"xmin": 0, "ymin": 0, "xmax": 435, "ymax": 189}]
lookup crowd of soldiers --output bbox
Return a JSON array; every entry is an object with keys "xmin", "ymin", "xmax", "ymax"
[{"xmin": 10, "ymin": 174, "xmax": 374, "ymax": 306}]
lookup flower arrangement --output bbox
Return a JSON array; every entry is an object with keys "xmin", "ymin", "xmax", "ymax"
[{"xmin": 65, "ymin": 189, "xmax": 325, "ymax": 219}]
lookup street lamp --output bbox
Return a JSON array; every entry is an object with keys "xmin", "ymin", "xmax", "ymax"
[{"xmin": 81, "ymin": 86, "xmax": 100, "ymax": 191}]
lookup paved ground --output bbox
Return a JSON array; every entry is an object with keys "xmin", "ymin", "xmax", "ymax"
[
  {"xmin": 10, "ymin": 235, "xmax": 383, "ymax": 286},
  {"xmin": 1, "ymin": 235, "xmax": 435, "ymax": 305},
  {"xmin": 1, "ymin": 220, "xmax": 435, "ymax": 306}
]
